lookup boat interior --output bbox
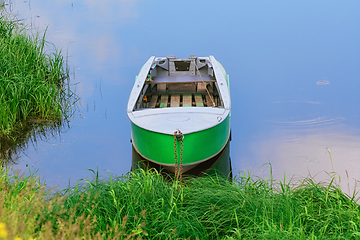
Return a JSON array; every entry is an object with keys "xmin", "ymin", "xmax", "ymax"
[{"xmin": 134, "ymin": 55, "xmax": 224, "ymax": 110}]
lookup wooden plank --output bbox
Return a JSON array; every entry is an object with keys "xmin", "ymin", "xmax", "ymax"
[
  {"xmin": 149, "ymin": 94, "xmax": 158, "ymax": 108},
  {"xmin": 167, "ymin": 83, "xmax": 196, "ymax": 93},
  {"xmin": 170, "ymin": 94, "xmax": 180, "ymax": 107},
  {"xmin": 194, "ymin": 93, "xmax": 204, "ymax": 107},
  {"xmin": 207, "ymin": 84, "xmax": 214, "ymax": 93},
  {"xmin": 205, "ymin": 94, "xmax": 215, "ymax": 107},
  {"xmin": 157, "ymin": 83, "xmax": 167, "ymax": 92},
  {"xmin": 182, "ymin": 93, "xmax": 192, "ymax": 107},
  {"xmin": 160, "ymin": 95, "xmax": 168, "ymax": 108},
  {"xmin": 197, "ymin": 82, "xmax": 207, "ymax": 93}
]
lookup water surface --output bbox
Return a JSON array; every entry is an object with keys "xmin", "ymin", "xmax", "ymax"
[{"xmin": 2, "ymin": 0, "xmax": 360, "ymax": 191}]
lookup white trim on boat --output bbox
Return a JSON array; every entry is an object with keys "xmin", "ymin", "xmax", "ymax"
[
  {"xmin": 129, "ymin": 109, "xmax": 230, "ymax": 135},
  {"xmin": 209, "ymin": 56, "xmax": 231, "ymax": 110},
  {"xmin": 127, "ymin": 56, "xmax": 155, "ymax": 113}
]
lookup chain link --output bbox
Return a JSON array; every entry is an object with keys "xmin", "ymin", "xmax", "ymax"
[
  {"xmin": 173, "ymin": 131, "xmax": 178, "ymax": 178},
  {"xmin": 180, "ymin": 136, "xmax": 183, "ymax": 181},
  {"xmin": 174, "ymin": 130, "xmax": 184, "ymax": 181}
]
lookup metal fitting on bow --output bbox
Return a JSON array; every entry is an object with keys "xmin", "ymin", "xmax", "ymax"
[{"xmin": 175, "ymin": 130, "xmax": 183, "ymax": 141}]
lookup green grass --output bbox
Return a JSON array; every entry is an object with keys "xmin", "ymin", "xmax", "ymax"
[
  {"xmin": 0, "ymin": 14, "xmax": 73, "ymax": 137},
  {"xmin": 1, "ymin": 167, "xmax": 360, "ymax": 239}
]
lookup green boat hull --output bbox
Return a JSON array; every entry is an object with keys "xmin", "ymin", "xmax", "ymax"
[{"xmin": 131, "ymin": 115, "xmax": 230, "ymax": 167}]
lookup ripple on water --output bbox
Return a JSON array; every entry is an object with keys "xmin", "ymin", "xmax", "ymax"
[
  {"xmin": 317, "ymin": 80, "xmax": 329, "ymax": 85},
  {"xmin": 267, "ymin": 116, "xmax": 345, "ymax": 126}
]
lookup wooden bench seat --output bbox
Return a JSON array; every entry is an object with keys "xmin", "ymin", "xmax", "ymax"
[
  {"xmin": 197, "ymin": 82, "xmax": 207, "ymax": 93},
  {"xmin": 157, "ymin": 83, "xmax": 167, "ymax": 92}
]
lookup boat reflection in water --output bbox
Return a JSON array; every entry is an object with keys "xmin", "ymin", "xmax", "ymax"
[{"xmin": 131, "ymin": 140, "xmax": 232, "ymax": 180}]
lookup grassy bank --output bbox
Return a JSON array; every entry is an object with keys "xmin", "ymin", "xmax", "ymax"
[
  {"xmin": 0, "ymin": 14, "xmax": 72, "ymax": 137},
  {"xmin": 1, "ymin": 168, "xmax": 360, "ymax": 239}
]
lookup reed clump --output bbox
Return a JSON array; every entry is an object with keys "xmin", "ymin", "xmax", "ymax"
[
  {"xmin": 1, "ymin": 168, "xmax": 360, "ymax": 239},
  {"xmin": 0, "ymin": 15, "xmax": 72, "ymax": 137}
]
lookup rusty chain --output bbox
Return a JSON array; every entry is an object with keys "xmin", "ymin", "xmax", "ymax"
[
  {"xmin": 173, "ymin": 131, "xmax": 178, "ymax": 178},
  {"xmin": 180, "ymin": 136, "xmax": 183, "ymax": 181},
  {"xmin": 173, "ymin": 130, "xmax": 184, "ymax": 181}
]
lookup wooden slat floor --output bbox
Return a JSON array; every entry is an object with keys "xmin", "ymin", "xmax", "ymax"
[{"xmin": 145, "ymin": 93, "xmax": 216, "ymax": 108}]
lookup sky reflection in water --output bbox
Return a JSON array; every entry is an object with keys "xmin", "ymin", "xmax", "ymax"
[{"xmin": 4, "ymin": 0, "xmax": 360, "ymax": 191}]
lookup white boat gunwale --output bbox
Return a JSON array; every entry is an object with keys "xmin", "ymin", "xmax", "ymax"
[{"xmin": 127, "ymin": 56, "xmax": 156, "ymax": 113}]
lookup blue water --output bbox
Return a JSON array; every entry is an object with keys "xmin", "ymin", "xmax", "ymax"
[{"xmin": 3, "ymin": 0, "xmax": 360, "ymax": 190}]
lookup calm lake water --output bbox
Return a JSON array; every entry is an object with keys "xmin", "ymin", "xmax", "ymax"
[{"xmin": 2, "ymin": 0, "xmax": 360, "ymax": 191}]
